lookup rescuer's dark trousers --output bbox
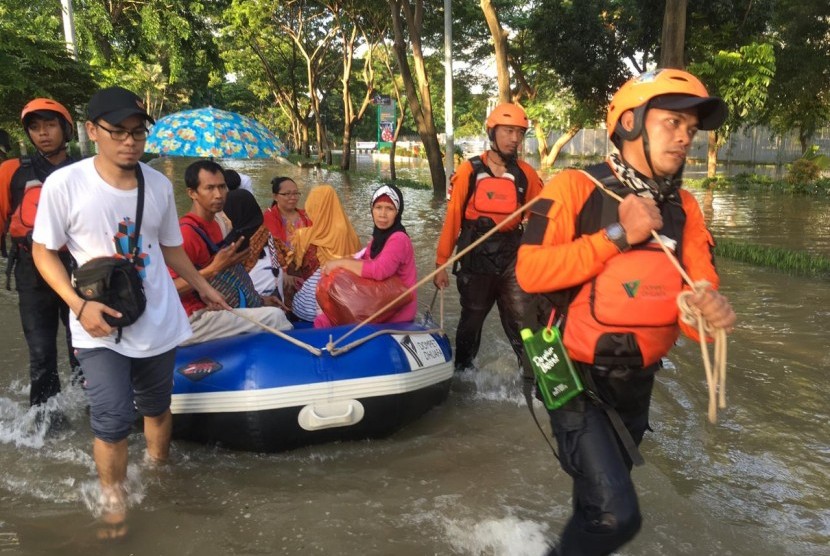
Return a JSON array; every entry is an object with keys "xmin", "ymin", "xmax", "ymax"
[
  {"xmin": 454, "ymin": 259, "xmax": 528, "ymax": 371},
  {"xmin": 14, "ymin": 249, "xmax": 79, "ymax": 406},
  {"xmin": 547, "ymin": 365, "xmax": 657, "ymax": 556}
]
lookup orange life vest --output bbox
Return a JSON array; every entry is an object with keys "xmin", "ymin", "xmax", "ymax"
[
  {"xmin": 564, "ymin": 242, "xmax": 684, "ymax": 367},
  {"xmin": 8, "ymin": 173, "xmax": 41, "ymax": 240},
  {"xmin": 462, "ymin": 156, "xmax": 525, "ymax": 228},
  {"xmin": 453, "ymin": 156, "xmax": 529, "ymax": 274},
  {"xmin": 7, "ymin": 156, "xmax": 74, "ymax": 242},
  {"xmin": 525, "ymin": 163, "xmax": 689, "ymax": 368}
]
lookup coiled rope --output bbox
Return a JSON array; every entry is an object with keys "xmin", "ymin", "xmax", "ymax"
[{"xmin": 586, "ymin": 176, "xmax": 729, "ymax": 423}]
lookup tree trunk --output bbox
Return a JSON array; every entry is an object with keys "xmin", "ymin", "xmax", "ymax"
[
  {"xmin": 707, "ymin": 132, "xmax": 719, "ymax": 178},
  {"xmin": 310, "ymin": 78, "xmax": 325, "ymax": 162},
  {"xmin": 541, "ymin": 124, "xmax": 581, "ymax": 168},
  {"xmin": 659, "ymin": 0, "xmax": 688, "ymax": 69},
  {"xmin": 534, "ymin": 121, "xmax": 550, "ymax": 160},
  {"xmin": 339, "ymin": 28, "xmax": 375, "ymax": 171},
  {"xmin": 279, "ymin": 12, "xmax": 337, "ymax": 164},
  {"xmin": 322, "ymin": 127, "xmax": 333, "ymax": 165},
  {"xmin": 389, "ymin": 0, "xmax": 446, "ymax": 197},
  {"xmin": 342, "ymin": 126, "xmax": 353, "ymax": 169},
  {"xmin": 340, "ymin": 24, "xmax": 357, "ymax": 171},
  {"xmin": 341, "ymin": 90, "xmax": 354, "ymax": 170},
  {"xmin": 381, "ymin": 43, "xmax": 406, "ymax": 182},
  {"xmin": 301, "ymin": 122, "xmax": 310, "ymax": 158},
  {"xmin": 480, "ymin": 0, "xmax": 511, "ymax": 103}
]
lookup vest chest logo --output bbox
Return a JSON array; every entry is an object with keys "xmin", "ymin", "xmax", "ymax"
[
  {"xmin": 622, "ymin": 280, "xmax": 669, "ymax": 299},
  {"xmin": 622, "ymin": 280, "xmax": 640, "ymax": 298}
]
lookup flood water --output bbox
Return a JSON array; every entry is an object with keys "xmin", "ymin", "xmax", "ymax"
[{"xmin": 0, "ymin": 154, "xmax": 828, "ymax": 555}]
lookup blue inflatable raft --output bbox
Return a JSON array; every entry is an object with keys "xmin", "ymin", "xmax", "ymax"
[{"xmin": 171, "ymin": 322, "xmax": 453, "ymax": 452}]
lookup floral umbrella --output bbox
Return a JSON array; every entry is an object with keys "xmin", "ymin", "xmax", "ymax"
[{"xmin": 145, "ymin": 107, "xmax": 286, "ymax": 159}]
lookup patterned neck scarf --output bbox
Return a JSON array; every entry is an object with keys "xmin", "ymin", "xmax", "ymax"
[{"xmin": 607, "ymin": 152, "xmax": 680, "ymax": 203}]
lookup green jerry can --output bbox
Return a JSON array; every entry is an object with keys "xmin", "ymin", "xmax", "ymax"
[{"xmin": 520, "ymin": 326, "xmax": 584, "ymax": 410}]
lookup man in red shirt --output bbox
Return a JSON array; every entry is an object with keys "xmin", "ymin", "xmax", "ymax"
[{"xmin": 170, "ymin": 160, "xmax": 291, "ymax": 344}]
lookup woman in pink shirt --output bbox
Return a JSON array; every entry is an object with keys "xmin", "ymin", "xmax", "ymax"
[{"xmin": 318, "ymin": 184, "xmax": 417, "ymax": 326}]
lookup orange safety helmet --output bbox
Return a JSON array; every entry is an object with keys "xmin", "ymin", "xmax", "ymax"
[
  {"xmin": 21, "ymin": 98, "xmax": 74, "ymax": 142},
  {"xmin": 486, "ymin": 103, "xmax": 529, "ymax": 131},
  {"xmin": 607, "ymin": 69, "xmax": 727, "ymax": 143}
]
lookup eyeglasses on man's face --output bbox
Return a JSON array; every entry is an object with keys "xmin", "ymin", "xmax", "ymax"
[
  {"xmin": 95, "ymin": 122, "xmax": 149, "ymax": 142},
  {"xmin": 278, "ymin": 191, "xmax": 301, "ymax": 197}
]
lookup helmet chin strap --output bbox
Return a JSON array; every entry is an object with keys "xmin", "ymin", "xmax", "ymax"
[
  {"xmin": 487, "ymin": 129, "xmax": 518, "ymax": 165},
  {"xmin": 633, "ymin": 128, "xmax": 681, "ymax": 202},
  {"xmin": 36, "ymin": 143, "xmax": 68, "ymax": 160}
]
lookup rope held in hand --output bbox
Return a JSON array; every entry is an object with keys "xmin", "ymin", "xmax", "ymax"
[
  {"xmin": 587, "ymin": 175, "xmax": 729, "ymax": 424},
  {"xmin": 677, "ymin": 285, "xmax": 728, "ymax": 423}
]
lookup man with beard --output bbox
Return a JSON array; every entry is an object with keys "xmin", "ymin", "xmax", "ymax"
[
  {"xmin": 32, "ymin": 86, "xmax": 227, "ymax": 538},
  {"xmin": 0, "ymin": 99, "xmax": 80, "ymax": 409},
  {"xmin": 433, "ymin": 103, "xmax": 543, "ymax": 372}
]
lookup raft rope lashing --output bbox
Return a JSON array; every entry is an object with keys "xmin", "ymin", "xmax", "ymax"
[
  {"xmin": 326, "ymin": 195, "xmax": 542, "ymax": 354},
  {"xmin": 327, "ymin": 325, "xmax": 445, "ymax": 357},
  {"xmin": 230, "ymin": 308, "xmax": 322, "ymax": 356},
  {"xmin": 585, "ymin": 175, "xmax": 729, "ymax": 424}
]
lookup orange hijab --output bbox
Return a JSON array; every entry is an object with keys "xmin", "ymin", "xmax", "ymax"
[{"xmin": 291, "ymin": 185, "xmax": 361, "ymax": 267}]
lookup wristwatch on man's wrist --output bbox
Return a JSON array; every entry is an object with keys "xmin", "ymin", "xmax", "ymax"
[{"xmin": 604, "ymin": 222, "xmax": 631, "ymax": 253}]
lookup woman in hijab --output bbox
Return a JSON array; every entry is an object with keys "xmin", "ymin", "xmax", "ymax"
[
  {"xmin": 289, "ymin": 185, "xmax": 361, "ymax": 321},
  {"xmin": 222, "ymin": 188, "xmax": 283, "ymax": 300},
  {"xmin": 319, "ymin": 184, "xmax": 417, "ymax": 325}
]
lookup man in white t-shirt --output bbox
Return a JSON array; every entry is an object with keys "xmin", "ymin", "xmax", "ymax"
[{"xmin": 31, "ymin": 86, "xmax": 227, "ymax": 539}]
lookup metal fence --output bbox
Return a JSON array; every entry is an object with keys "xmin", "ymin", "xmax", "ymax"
[{"xmin": 526, "ymin": 125, "xmax": 830, "ymax": 165}]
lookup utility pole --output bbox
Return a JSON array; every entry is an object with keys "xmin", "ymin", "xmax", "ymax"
[
  {"xmin": 60, "ymin": 0, "xmax": 90, "ymax": 156},
  {"xmin": 444, "ymin": 0, "xmax": 454, "ymax": 199}
]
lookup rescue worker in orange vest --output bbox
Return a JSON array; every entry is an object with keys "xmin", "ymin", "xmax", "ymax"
[
  {"xmin": 0, "ymin": 99, "xmax": 80, "ymax": 408},
  {"xmin": 516, "ymin": 69, "xmax": 737, "ymax": 555},
  {"xmin": 434, "ymin": 103, "xmax": 543, "ymax": 371}
]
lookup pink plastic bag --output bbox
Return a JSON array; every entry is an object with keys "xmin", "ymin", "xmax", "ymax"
[{"xmin": 316, "ymin": 267, "xmax": 412, "ymax": 326}]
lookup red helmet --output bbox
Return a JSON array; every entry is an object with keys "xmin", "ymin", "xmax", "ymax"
[
  {"xmin": 21, "ymin": 98, "xmax": 74, "ymax": 141},
  {"xmin": 607, "ymin": 69, "xmax": 727, "ymax": 142},
  {"xmin": 486, "ymin": 103, "xmax": 529, "ymax": 131}
]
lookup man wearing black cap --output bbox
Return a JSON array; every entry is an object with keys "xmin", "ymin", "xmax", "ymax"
[
  {"xmin": 31, "ymin": 86, "xmax": 229, "ymax": 537},
  {"xmin": 515, "ymin": 69, "xmax": 736, "ymax": 555}
]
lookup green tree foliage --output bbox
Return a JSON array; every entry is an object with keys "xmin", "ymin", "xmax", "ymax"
[
  {"xmin": 690, "ymin": 42, "xmax": 775, "ymax": 139},
  {"xmin": 72, "ymin": 0, "xmax": 227, "ymax": 117},
  {"xmin": 685, "ymin": 0, "xmax": 774, "ymax": 61},
  {"xmin": 530, "ymin": 0, "xmax": 664, "ymax": 120},
  {"xmin": 0, "ymin": 1, "xmax": 97, "ymax": 131},
  {"xmin": 764, "ymin": 0, "xmax": 830, "ymax": 153},
  {"xmin": 222, "ymin": 0, "xmax": 343, "ymax": 156},
  {"xmin": 690, "ymin": 42, "xmax": 775, "ymax": 176}
]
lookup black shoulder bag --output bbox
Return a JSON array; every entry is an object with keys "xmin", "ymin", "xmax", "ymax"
[{"xmin": 72, "ymin": 166, "xmax": 147, "ymax": 342}]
